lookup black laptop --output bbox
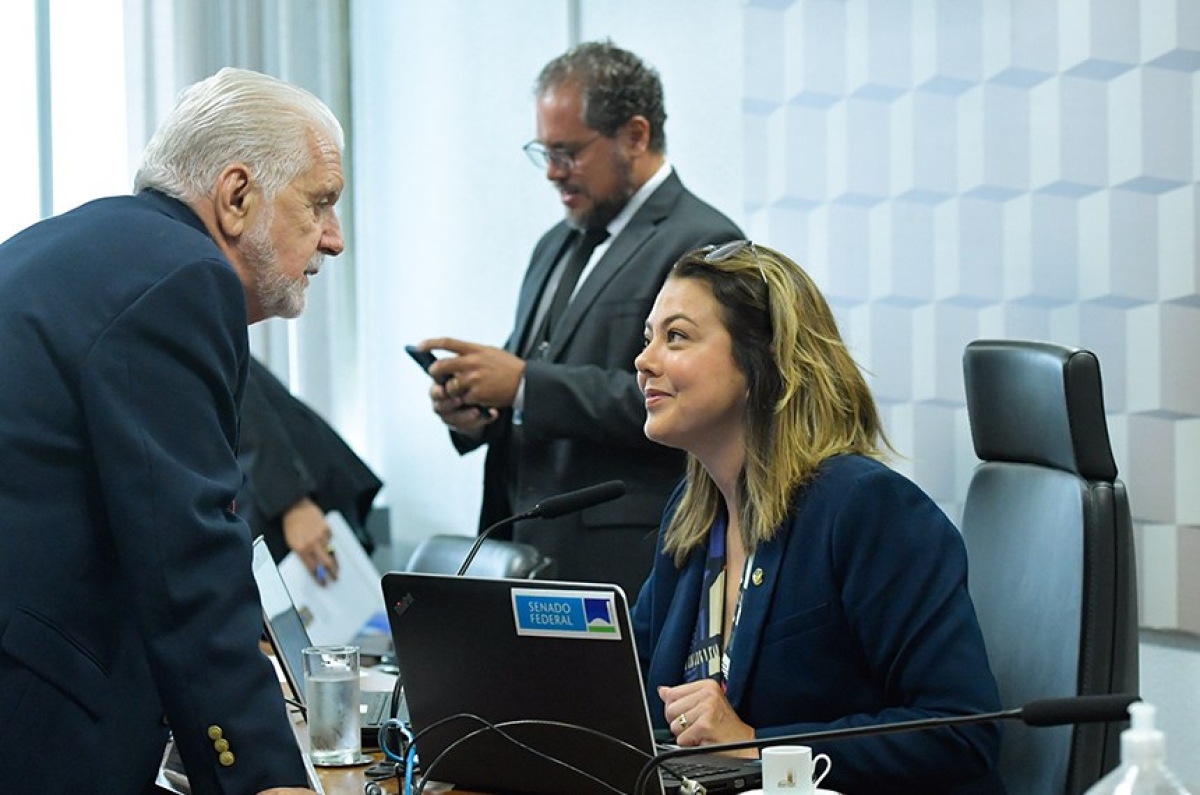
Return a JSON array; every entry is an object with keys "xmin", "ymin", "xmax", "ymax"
[
  {"xmin": 380, "ymin": 572, "xmax": 762, "ymax": 795},
  {"xmin": 252, "ymin": 537, "xmax": 403, "ymax": 747}
]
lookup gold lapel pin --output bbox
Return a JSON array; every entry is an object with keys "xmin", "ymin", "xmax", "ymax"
[{"xmin": 752, "ymin": 567, "xmax": 764, "ymax": 586}]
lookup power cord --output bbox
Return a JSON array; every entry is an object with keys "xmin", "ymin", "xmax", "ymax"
[
  {"xmin": 403, "ymin": 713, "xmax": 705, "ymax": 795},
  {"xmin": 361, "ymin": 667, "xmax": 410, "ymax": 790},
  {"xmin": 387, "ymin": 671, "xmax": 405, "ymax": 720}
]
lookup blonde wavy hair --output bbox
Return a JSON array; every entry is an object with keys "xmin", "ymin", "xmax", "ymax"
[{"xmin": 662, "ymin": 241, "xmax": 891, "ymax": 564}]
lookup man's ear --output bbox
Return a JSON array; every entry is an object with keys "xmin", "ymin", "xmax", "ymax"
[
  {"xmin": 622, "ymin": 115, "xmax": 652, "ymax": 156},
  {"xmin": 212, "ymin": 164, "xmax": 256, "ymax": 239}
]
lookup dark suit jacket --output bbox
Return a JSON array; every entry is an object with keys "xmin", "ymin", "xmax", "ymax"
[
  {"xmin": 633, "ymin": 455, "xmax": 1006, "ymax": 795},
  {"xmin": 455, "ymin": 170, "xmax": 741, "ymax": 597},
  {"xmin": 237, "ymin": 356, "xmax": 382, "ymax": 562},
  {"xmin": 0, "ymin": 191, "xmax": 309, "ymax": 793}
]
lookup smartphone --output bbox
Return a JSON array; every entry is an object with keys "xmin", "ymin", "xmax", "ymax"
[
  {"xmin": 406, "ymin": 344, "xmax": 489, "ymax": 417},
  {"xmin": 405, "ymin": 344, "xmax": 445, "ymax": 384}
]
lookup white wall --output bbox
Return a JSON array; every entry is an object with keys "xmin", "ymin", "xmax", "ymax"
[
  {"xmin": 738, "ymin": 0, "xmax": 1200, "ymax": 636},
  {"xmin": 1140, "ymin": 631, "xmax": 1200, "ymax": 787}
]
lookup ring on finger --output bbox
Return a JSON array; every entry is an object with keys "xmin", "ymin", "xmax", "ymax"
[{"xmin": 677, "ymin": 713, "xmax": 689, "ymax": 730}]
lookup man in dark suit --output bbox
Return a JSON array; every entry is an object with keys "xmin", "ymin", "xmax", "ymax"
[
  {"xmin": 237, "ymin": 356, "xmax": 382, "ymax": 583},
  {"xmin": 418, "ymin": 41, "xmax": 742, "ymax": 598},
  {"xmin": 0, "ymin": 68, "xmax": 344, "ymax": 794}
]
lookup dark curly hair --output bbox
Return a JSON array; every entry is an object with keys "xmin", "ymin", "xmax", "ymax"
[{"xmin": 534, "ymin": 39, "xmax": 667, "ymax": 153}]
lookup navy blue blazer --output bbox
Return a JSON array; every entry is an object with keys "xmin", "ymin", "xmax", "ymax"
[
  {"xmin": 632, "ymin": 455, "xmax": 1005, "ymax": 794},
  {"xmin": 0, "ymin": 191, "xmax": 309, "ymax": 793}
]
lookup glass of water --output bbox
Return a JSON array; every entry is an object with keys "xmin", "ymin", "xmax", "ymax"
[{"xmin": 301, "ymin": 645, "xmax": 361, "ymax": 765}]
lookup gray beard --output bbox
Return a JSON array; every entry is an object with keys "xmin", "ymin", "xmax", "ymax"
[{"xmin": 245, "ymin": 211, "xmax": 310, "ymax": 320}]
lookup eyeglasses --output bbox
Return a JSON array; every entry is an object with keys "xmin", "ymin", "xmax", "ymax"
[
  {"xmin": 701, "ymin": 239, "xmax": 768, "ymax": 285},
  {"xmin": 522, "ymin": 134, "xmax": 604, "ymax": 172}
]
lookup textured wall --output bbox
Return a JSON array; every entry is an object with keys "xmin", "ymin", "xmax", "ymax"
[{"xmin": 740, "ymin": 0, "xmax": 1199, "ymax": 632}]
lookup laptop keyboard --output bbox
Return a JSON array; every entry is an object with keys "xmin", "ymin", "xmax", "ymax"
[
  {"xmin": 662, "ymin": 758, "xmax": 744, "ymax": 778},
  {"xmin": 654, "ymin": 748, "xmax": 761, "ymax": 794},
  {"xmin": 362, "ymin": 691, "xmax": 391, "ymax": 725},
  {"xmin": 661, "ymin": 758, "xmax": 747, "ymax": 780}
]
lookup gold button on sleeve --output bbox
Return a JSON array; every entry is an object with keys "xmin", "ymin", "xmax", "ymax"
[
  {"xmin": 213, "ymin": 738, "xmax": 229, "ymax": 753},
  {"xmin": 219, "ymin": 751, "xmax": 235, "ymax": 767},
  {"xmin": 207, "ymin": 725, "xmax": 223, "ymax": 740}
]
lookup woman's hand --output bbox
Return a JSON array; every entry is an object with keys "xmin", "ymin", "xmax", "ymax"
[
  {"xmin": 282, "ymin": 497, "xmax": 337, "ymax": 584},
  {"xmin": 658, "ymin": 681, "xmax": 757, "ymax": 757}
]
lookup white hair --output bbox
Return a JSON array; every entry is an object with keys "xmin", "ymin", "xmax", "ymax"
[{"xmin": 134, "ymin": 67, "xmax": 343, "ymax": 203}]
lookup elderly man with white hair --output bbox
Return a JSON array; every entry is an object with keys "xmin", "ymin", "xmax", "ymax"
[{"xmin": 0, "ymin": 68, "xmax": 346, "ymax": 795}]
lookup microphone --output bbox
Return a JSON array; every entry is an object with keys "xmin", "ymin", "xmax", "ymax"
[
  {"xmin": 1020, "ymin": 693, "xmax": 1135, "ymax": 726},
  {"xmin": 531, "ymin": 480, "xmax": 627, "ymax": 519},
  {"xmin": 455, "ymin": 480, "xmax": 626, "ymax": 576},
  {"xmin": 633, "ymin": 693, "xmax": 1138, "ymax": 795}
]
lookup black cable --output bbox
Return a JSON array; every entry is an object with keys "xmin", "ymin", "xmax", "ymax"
[
  {"xmin": 412, "ymin": 714, "xmax": 620, "ymax": 795},
  {"xmin": 408, "ymin": 714, "xmax": 703, "ymax": 795},
  {"xmin": 387, "ymin": 671, "xmax": 405, "ymax": 720},
  {"xmin": 376, "ymin": 719, "xmax": 411, "ymax": 763}
]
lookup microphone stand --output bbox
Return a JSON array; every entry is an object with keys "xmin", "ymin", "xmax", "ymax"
[
  {"xmin": 456, "ymin": 509, "xmax": 537, "ymax": 576},
  {"xmin": 455, "ymin": 480, "xmax": 626, "ymax": 576}
]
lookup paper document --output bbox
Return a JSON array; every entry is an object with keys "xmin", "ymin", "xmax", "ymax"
[{"xmin": 278, "ymin": 511, "xmax": 386, "ymax": 646}]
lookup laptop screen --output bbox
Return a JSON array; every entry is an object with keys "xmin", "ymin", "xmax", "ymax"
[{"xmin": 252, "ymin": 537, "xmax": 313, "ymax": 703}]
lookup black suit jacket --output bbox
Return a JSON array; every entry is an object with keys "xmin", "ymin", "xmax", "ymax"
[
  {"xmin": 455, "ymin": 170, "xmax": 741, "ymax": 597},
  {"xmin": 237, "ymin": 356, "xmax": 382, "ymax": 562},
  {"xmin": 0, "ymin": 191, "xmax": 309, "ymax": 793}
]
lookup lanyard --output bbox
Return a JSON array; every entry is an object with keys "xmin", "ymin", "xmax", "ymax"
[{"xmin": 720, "ymin": 550, "xmax": 755, "ymax": 683}]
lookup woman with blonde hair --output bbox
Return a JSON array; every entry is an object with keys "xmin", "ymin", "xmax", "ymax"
[{"xmin": 632, "ymin": 241, "xmax": 1004, "ymax": 793}]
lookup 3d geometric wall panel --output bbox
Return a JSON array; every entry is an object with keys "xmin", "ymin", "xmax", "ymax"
[{"xmin": 743, "ymin": 0, "xmax": 1200, "ymax": 632}]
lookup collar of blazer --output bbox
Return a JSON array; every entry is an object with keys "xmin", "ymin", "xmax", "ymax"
[
  {"xmin": 719, "ymin": 531, "xmax": 784, "ymax": 711},
  {"xmin": 533, "ymin": 171, "xmax": 688, "ymax": 359},
  {"xmin": 650, "ymin": 522, "xmax": 785, "ymax": 713}
]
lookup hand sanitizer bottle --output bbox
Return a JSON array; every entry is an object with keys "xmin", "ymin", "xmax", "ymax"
[{"xmin": 1084, "ymin": 701, "xmax": 1192, "ymax": 794}]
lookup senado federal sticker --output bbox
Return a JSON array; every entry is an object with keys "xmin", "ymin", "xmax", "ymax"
[{"xmin": 511, "ymin": 588, "xmax": 621, "ymax": 640}]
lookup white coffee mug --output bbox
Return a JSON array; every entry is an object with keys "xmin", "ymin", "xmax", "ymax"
[{"xmin": 761, "ymin": 745, "xmax": 832, "ymax": 795}]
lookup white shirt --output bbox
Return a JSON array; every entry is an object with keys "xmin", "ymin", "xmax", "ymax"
[{"xmin": 512, "ymin": 161, "xmax": 675, "ymax": 421}]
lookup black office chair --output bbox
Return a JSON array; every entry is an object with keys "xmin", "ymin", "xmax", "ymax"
[
  {"xmin": 404, "ymin": 534, "xmax": 557, "ymax": 579},
  {"xmin": 960, "ymin": 339, "xmax": 1139, "ymax": 795}
]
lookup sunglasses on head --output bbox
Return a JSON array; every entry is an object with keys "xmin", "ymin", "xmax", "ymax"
[{"xmin": 700, "ymin": 239, "xmax": 767, "ymax": 285}]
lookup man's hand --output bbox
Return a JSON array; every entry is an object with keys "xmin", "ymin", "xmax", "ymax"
[
  {"xmin": 428, "ymin": 378, "xmax": 497, "ymax": 433},
  {"xmin": 417, "ymin": 337, "xmax": 520, "ymax": 427},
  {"xmin": 282, "ymin": 498, "xmax": 338, "ymax": 584}
]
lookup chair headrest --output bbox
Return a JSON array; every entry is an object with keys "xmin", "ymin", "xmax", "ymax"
[
  {"xmin": 963, "ymin": 339, "xmax": 1117, "ymax": 481},
  {"xmin": 404, "ymin": 534, "xmax": 549, "ymax": 579}
]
